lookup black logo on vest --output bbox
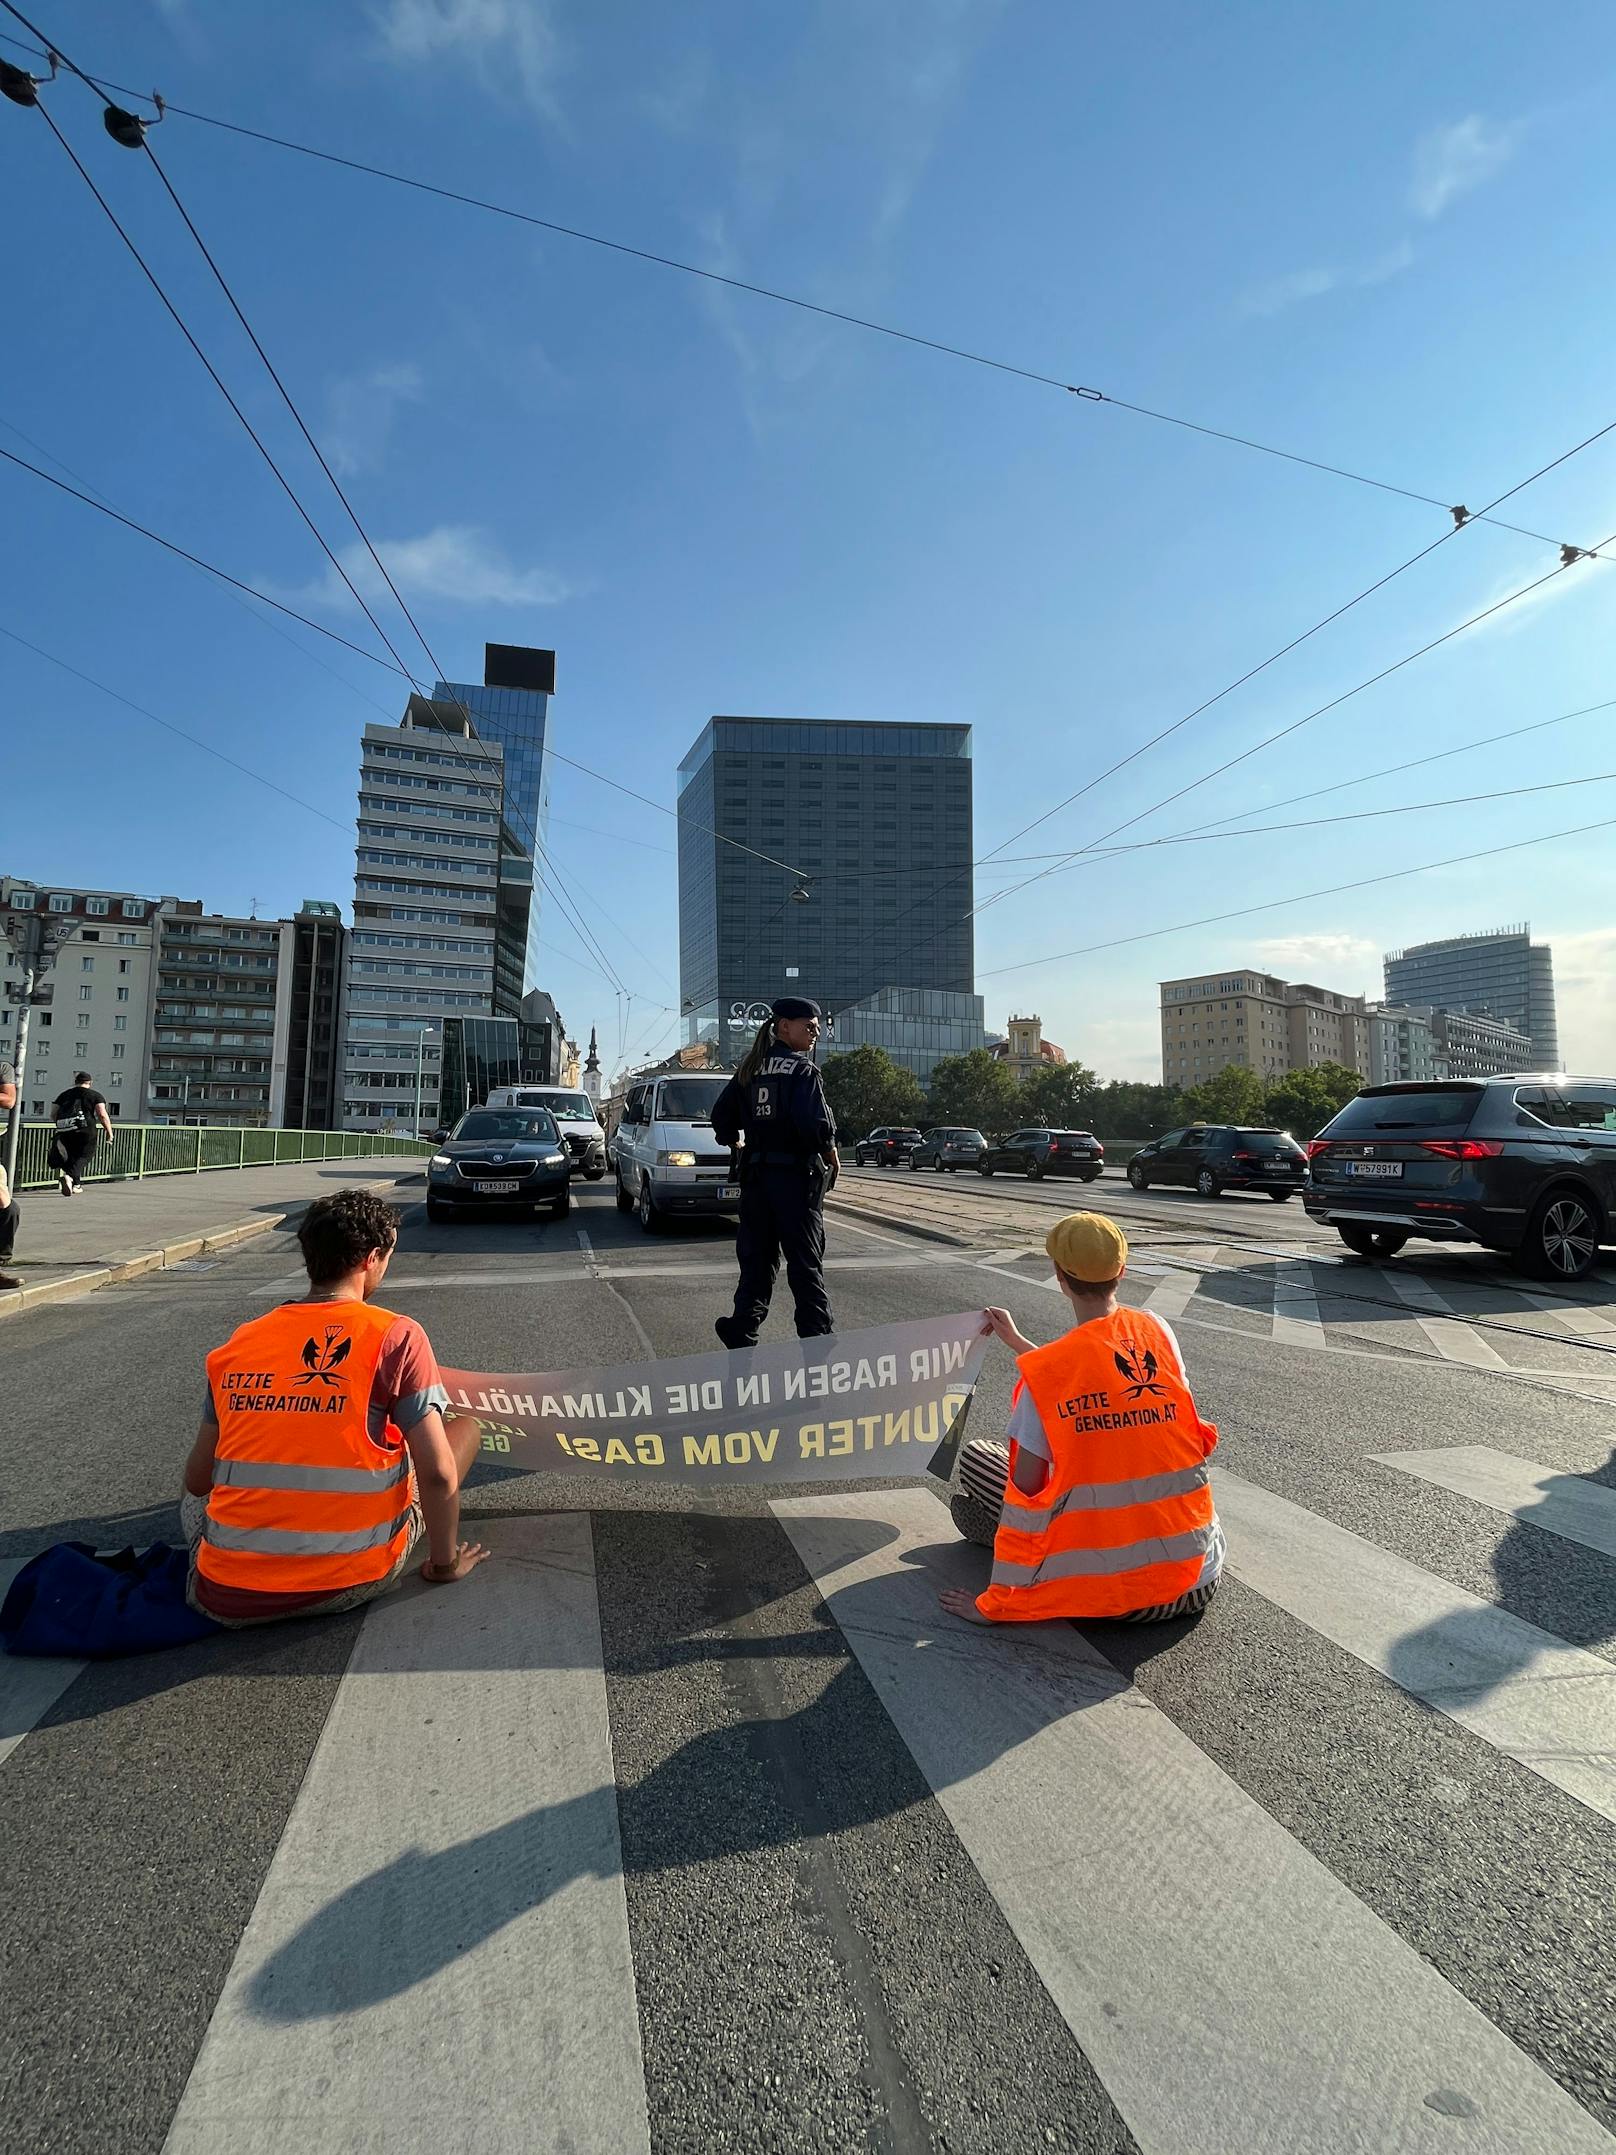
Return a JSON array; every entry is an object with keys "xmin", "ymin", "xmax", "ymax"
[
  {"xmin": 1113, "ymin": 1340, "xmax": 1166, "ymax": 1399},
  {"xmin": 295, "ymin": 1326, "xmax": 353, "ymax": 1387}
]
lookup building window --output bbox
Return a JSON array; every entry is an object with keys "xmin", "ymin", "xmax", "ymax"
[
  {"xmin": 50, "ymin": 893, "xmax": 74, "ymax": 913},
  {"xmin": 122, "ymin": 901, "xmax": 143, "ymax": 919},
  {"xmin": 80, "ymin": 985, "xmax": 93, "ymax": 1001},
  {"xmin": 86, "ymin": 896, "xmax": 110, "ymax": 917},
  {"xmin": 116, "ymin": 932, "xmax": 138, "ymax": 947},
  {"xmin": 12, "ymin": 890, "xmax": 36, "ymax": 910},
  {"xmin": 114, "ymin": 1016, "xmax": 127, "ymax": 1032},
  {"xmin": 111, "ymin": 1043, "xmax": 125, "ymax": 1060},
  {"xmin": 117, "ymin": 986, "xmax": 129, "ymax": 1003},
  {"xmin": 77, "ymin": 1013, "xmax": 91, "ymax": 1030}
]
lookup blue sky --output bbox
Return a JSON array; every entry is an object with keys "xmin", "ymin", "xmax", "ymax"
[{"xmin": 4, "ymin": 0, "xmax": 1614, "ymax": 1078}]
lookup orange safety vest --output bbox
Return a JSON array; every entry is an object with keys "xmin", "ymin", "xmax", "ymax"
[
  {"xmin": 975, "ymin": 1308, "xmax": 1218, "ymax": 1622},
  {"xmin": 199, "ymin": 1299, "xmax": 416, "ymax": 1599}
]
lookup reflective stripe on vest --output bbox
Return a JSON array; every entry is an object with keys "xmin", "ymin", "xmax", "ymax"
[
  {"xmin": 989, "ymin": 1523, "xmax": 1217, "ymax": 1590},
  {"xmin": 200, "ymin": 1298, "xmax": 415, "ymax": 1597},
  {"xmin": 1000, "ymin": 1462, "xmax": 1211, "ymax": 1537},
  {"xmin": 211, "ymin": 1456, "xmax": 411, "ymax": 1495},
  {"xmin": 202, "ymin": 1514, "xmax": 409, "ymax": 1557},
  {"xmin": 976, "ymin": 1309, "xmax": 1218, "ymax": 1623}
]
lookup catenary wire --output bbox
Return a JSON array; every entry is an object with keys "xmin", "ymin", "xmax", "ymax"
[
  {"xmin": 0, "ymin": 420, "xmax": 399, "ymax": 720},
  {"xmin": 972, "ymin": 512, "xmax": 1616, "ymax": 921},
  {"xmin": 974, "ymin": 812, "xmax": 1616, "ymax": 981},
  {"xmin": 0, "ymin": 13, "xmax": 1597, "ymax": 563},
  {"xmin": 977, "ymin": 692, "xmax": 1616, "ymax": 858}
]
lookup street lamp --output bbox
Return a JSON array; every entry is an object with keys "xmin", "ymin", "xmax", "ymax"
[{"xmin": 413, "ymin": 1024, "xmax": 437, "ymax": 1138}]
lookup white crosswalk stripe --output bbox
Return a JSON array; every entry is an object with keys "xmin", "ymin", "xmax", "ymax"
[
  {"xmin": 1213, "ymin": 1468, "xmax": 1616, "ymax": 1826},
  {"xmin": 0, "ymin": 1559, "xmax": 86, "ymax": 1772},
  {"xmin": 772, "ymin": 1488, "xmax": 1613, "ymax": 2155},
  {"xmin": 1373, "ymin": 1444, "xmax": 1616, "ymax": 1560},
  {"xmin": 1269, "ymin": 1257, "xmax": 1327, "ymax": 1349},
  {"xmin": 1382, "ymin": 1271, "xmax": 1511, "ymax": 1368},
  {"xmin": 163, "ymin": 1515, "xmax": 650, "ymax": 2155},
  {"xmin": 7, "ymin": 1437, "xmax": 1616, "ymax": 2149}
]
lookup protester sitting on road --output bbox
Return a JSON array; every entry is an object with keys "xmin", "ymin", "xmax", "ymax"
[
  {"xmin": 941, "ymin": 1211, "xmax": 1224, "ymax": 1627},
  {"xmin": 179, "ymin": 1187, "xmax": 488, "ymax": 1626},
  {"xmin": 48, "ymin": 1071, "xmax": 114, "ymax": 1196}
]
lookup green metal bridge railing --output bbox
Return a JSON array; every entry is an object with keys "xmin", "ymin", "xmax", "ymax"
[{"xmin": 8, "ymin": 1122, "xmax": 432, "ymax": 1192}]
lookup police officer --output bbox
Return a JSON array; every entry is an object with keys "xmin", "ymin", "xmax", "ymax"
[{"xmin": 712, "ymin": 996, "xmax": 838, "ymax": 1347}]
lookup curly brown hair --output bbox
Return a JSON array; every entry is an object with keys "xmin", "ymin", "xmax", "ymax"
[{"xmin": 296, "ymin": 1188, "xmax": 401, "ymax": 1286}]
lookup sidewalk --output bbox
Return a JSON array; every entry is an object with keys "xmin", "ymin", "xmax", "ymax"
[{"xmin": 0, "ymin": 1155, "xmax": 425, "ymax": 1321}]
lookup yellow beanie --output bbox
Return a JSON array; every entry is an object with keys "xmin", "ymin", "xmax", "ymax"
[{"xmin": 1045, "ymin": 1211, "xmax": 1128, "ymax": 1283}]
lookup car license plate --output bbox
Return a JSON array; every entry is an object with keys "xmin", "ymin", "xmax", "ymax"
[
  {"xmin": 475, "ymin": 1179, "xmax": 521, "ymax": 1194},
  {"xmin": 1345, "ymin": 1161, "xmax": 1401, "ymax": 1179},
  {"xmin": 1264, "ymin": 1163, "xmax": 1290, "ymax": 1173},
  {"xmin": 719, "ymin": 1184, "xmax": 738, "ymax": 1200}
]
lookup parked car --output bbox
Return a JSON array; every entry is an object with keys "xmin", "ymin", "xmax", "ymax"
[
  {"xmin": 977, "ymin": 1129, "xmax": 1104, "ymax": 1182},
  {"xmin": 1304, "ymin": 1075, "xmax": 1616, "ymax": 1278},
  {"xmin": 854, "ymin": 1126, "xmax": 923, "ymax": 1168},
  {"xmin": 484, "ymin": 1085, "xmax": 608, "ymax": 1179},
  {"xmin": 613, "ymin": 1071, "xmax": 741, "ymax": 1233},
  {"xmin": 426, "ymin": 1108, "xmax": 572, "ymax": 1223},
  {"xmin": 1127, "ymin": 1125, "xmax": 1308, "ymax": 1201},
  {"xmin": 909, "ymin": 1126, "xmax": 987, "ymax": 1172}
]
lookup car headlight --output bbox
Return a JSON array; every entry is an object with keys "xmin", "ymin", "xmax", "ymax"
[
  {"xmin": 658, "ymin": 1150, "xmax": 697, "ymax": 1168},
  {"xmin": 542, "ymin": 1152, "xmax": 566, "ymax": 1166},
  {"xmin": 430, "ymin": 1153, "xmax": 452, "ymax": 1168}
]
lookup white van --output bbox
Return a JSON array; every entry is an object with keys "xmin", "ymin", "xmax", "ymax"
[
  {"xmin": 613, "ymin": 1071, "xmax": 739, "ymax": 1232},
  {"xmin": 483, "ymin": 1086, "xmax": 607, "ymax": 1179}
]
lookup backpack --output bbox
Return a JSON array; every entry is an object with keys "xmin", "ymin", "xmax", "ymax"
[{"xmin": 0, "ymin": 1543, "xmax": 221, "ymax": 1657}]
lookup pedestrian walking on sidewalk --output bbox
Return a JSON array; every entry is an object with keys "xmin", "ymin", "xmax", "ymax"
[
  {"xmin": 711, "ymin": 996, "xmax": 839, "ymax": 1347},
  {"xmin": 0, "ymin": 1057, "xmax": 19, "ymax": 1290},
  {"xmin": 48, "ymin": 1071, "xmax": 113, "ymax": 1196}
]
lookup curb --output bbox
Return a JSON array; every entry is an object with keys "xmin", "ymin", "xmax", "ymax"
[
  {"xmin": 0, "ymin": 1165, "xmax": 427, "ymax": 1323},
  {"xmin": 826, "ymin": 1197, "xmax": 972, "ymax": 1248}
]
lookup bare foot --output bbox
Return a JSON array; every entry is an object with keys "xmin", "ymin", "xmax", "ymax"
[{"xmin": 938, "ymin": 1586, "xmax": 992, "ymax": 1626}]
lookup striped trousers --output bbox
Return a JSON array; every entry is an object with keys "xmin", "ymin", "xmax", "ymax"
[{"xmin": 950, "ymin": 1438, "xmax": 1221, "ymax": 1623}]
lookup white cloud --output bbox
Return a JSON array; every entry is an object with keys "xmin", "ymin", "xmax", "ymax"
[
  {"xmin": 1545, "ymin": 926, "xmax": 1616, "ymax": 1068},
  {"xmin": 1242, "ymin": 242, "xmax": 1413, "ymax": 319},
  {"xmin": 260, "ymin": 525, "xmax": 574, "ymax": 613},
  {"xmin": 323, "ymin": 363, "xmax": 424, "ymax": 477},
  {"xmin": 1410, "ymin": 116, "xmax": 1516, "ymax": 219},
  {"xmin": 1252, "ymin": 933, "xmax": 1381, "ymax": 989},
  {"xmin": 370, "ymin": 0, "xmax": 563, "ymax": 121}
]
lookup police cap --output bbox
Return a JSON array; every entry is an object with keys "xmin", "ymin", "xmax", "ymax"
[{"xmin": 771, "ymin": 995, "xmax": 821, "ymax": 1021}]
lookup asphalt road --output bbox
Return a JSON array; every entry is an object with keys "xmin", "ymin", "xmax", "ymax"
[{"xmin": 2, "ymin": 1173, "xmax": 1613, "ymax": 2153}]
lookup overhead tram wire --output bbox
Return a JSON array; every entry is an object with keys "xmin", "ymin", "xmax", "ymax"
[
  {"xmin": 0, "ymin": 12, "xmax": 1599, "ymax": 567},
  {"xmin": 0, "ymin": 447, "xmax": 810, "ymax": 886},
  {"xmin": 974, "ymin": 811, "xmax": 1616, "ymax": 983},
  {"xmin": 971, "ymin": 505, "xmax": 1616, "ymax": 921}
]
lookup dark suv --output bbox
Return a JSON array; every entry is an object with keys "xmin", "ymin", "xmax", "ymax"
[
  {"xmin": 1126, "ymin": 1125, "xmax": 1309, "ymax": 1200},
  {"xmin": 1304, "ymin": 1076, "xmax": 1616, "ymax": 1279},
  {"xmin": 977, "ymin": 1129, "xmax": 1104, "ymax": 1182},
  {"xmin": 854, "ymin": 1126, "xmax": 923, "ymax": 1168}
]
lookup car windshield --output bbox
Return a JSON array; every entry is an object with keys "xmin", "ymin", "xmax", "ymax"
[
  {"xmin": 1323, "ymin": 1086, "xmax": 1483, "ymax": 1136},
  {"xmin": 1228, "ymin": 1131, "xmax": 1300, "ymax": 1156},
  {"xmin": 531, "ymin": 1093, "xmax": 595, "ymax": 1122},
  {"xmin": 659, "ymin": 1079, "xmax": 729, "ymax": 1121},
  {"xmin": 454, "ymin": 1111, "xmax": 557, "ymax": 1142}
]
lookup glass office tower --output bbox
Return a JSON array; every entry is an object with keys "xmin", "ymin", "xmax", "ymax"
[
  {"xmin": 431, "ymin": 645, "xmax": 555, "ymax": 1015},
  {"xmin": 676, "ymin": 716, "xmax": 985, "ymax": 1078},
  {"xmin": 1384, "ymin": 926, "xmax": 1559, "ymax": 1068}
]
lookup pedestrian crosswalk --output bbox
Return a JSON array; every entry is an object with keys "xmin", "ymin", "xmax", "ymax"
[{"xmin": 4, "ymin": 1444, "xmax": 1614, "ymax": 2151}]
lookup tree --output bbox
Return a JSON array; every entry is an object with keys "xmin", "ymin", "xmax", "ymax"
[
  {"xmin": 927, "ymin": 1049, "xmax": 1021, "ymax": 1135},
  {"xmin": 819, "ymin": 1046, "xmax": 925, "ymax": 1140},
  {"xmin": 1263, "ymin": 1061, "xmax": 1363, "ymax": 1140},
  {"xmin": 1086, "ymin": 1080, "xmax": 1190, "ymax": 1140},
  {"xmin": 1183, "ymin": 1063, "xmax": 1268, "ymax": 1125},
  {"xmin": 1019, "ymin": 1059, "xmax": 1101, "ymax": 1128}
]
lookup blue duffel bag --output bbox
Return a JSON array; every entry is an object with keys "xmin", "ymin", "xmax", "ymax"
[{"xmin": 0, "ymin": 1542, "xmax": 222, "ymax": 1657}]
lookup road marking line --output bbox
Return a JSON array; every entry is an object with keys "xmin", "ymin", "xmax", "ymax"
[
  {"xmin": 1269, "ymin": 1259, "xmax": 1327, "ymax": 1351},
  {"xmin": 772, "ymin": 1489, "xmax": 1612, "ymax": 2155},
  {"xmin": 1383, "ymin": 1272, "xmax": 1510, "ymax": 1368},
  {"xmin": 1213, "ymin": 1469, "xmax": 1616, "ymax": 1827},
  {"xmin": 0, "ymin": 1560, "xmax": 85, "ymax": 1771},
  {"xmin": 162, "ymin": 1516, "xmax": 650, "ymax": 2155},
  {"xmin": 1371, "ymin": 1445, "xmax": 1616, "ymax": 1561}
]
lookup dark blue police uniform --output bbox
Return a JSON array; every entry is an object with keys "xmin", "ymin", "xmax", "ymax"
[{"xmin": 712, "ymin": 1000, "xmax": 836, "ymax": 1345}]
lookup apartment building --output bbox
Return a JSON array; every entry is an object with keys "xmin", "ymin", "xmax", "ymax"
[
  {"xmin": 1367, "ymin": 1004, "xmax": 1442, "ymax": 1088},
  {"xmin": 1159, "ymin": 969, "xmax": 1371, "ymax": 1089},
  {"xmin": 268, "ymin": 901, "xmax": 348, "ymax": 1131},
  {"xmin": 147, "ymin": 911, "xmax": 285, "ymax": 1126},
  {"xmin": 1, "ymin": 876, "xmax": 186, "ymax": 1117},
  {"xmin": 1430, "ymin": 1006, "xmax": 1536, "ymax": 1080}
]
